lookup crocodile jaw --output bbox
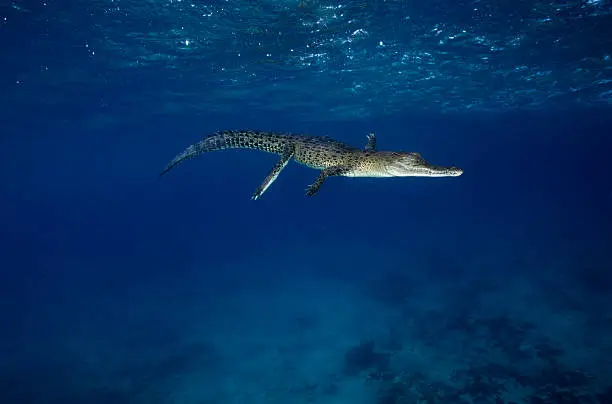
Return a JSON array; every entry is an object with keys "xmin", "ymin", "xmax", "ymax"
[
  {"xmin": 346, "ymin": 164, "xmax": 463, "ymax": 178},
  {"xmin": 384, "ymin": 154, "xmax": 463, "ymax": 177},
  {"xmin": 386, "ymin": 163, "xmax": 463, "ymax": 177}
]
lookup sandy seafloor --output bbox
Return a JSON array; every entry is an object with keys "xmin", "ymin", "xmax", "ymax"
[{"xmin": 3, "ymin": 222, "xmax": 611, "ymax": 404}]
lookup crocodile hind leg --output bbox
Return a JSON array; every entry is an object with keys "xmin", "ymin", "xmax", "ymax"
[
  {"xmin": 305, "ymin": 166, "xmax": 349, "ymax": 197},
  {"xmin": 251, "ymin": 145, "xmax": 295, "ymax": 200}
]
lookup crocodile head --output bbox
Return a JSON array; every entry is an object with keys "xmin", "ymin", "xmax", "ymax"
[{"xmin": 383, "ymin": 152, "xmax": 463, "ymax": 177}]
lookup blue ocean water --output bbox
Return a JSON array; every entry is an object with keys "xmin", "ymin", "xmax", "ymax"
[{"xmin": 1, "ymin": 1, "xmax": 612, "ymax": 403}]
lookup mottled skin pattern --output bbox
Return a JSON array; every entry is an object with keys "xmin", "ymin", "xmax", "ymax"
[{"xmin": 160, "ymin": 129, "xmax": 463, "ymax": 199}]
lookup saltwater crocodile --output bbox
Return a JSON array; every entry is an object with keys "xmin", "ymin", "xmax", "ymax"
[{"xmin": 160, "ymin": 130, "xmax": 463, "ymax": 200}]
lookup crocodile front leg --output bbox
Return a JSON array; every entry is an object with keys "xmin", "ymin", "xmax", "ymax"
[
  {"xmin": 364, "ymin": 133, "xmax": 376, "ymax": 152},
  {"xmin": 305, "ymin": 166, "xmax": 349, "ymax": 197}
]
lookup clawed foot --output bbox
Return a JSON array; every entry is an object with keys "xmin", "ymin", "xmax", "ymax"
[{"xmin": 305, "ymin": 184, "xmax": 319, "ymax": 197}]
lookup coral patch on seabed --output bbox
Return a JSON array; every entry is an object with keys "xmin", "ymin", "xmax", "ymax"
[{"xmin": 355, "ymin": 267, "xmax": 612, "ymax": 404}]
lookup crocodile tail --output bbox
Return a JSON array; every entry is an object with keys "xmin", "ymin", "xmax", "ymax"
[{"xmin": 159, "ymin": 130, "xmax": 290, "ymax": 177}]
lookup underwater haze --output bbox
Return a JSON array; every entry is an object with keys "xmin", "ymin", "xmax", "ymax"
[{"xmin": 1, "ymin": 0, "xmax": 612, "ymax": 403}]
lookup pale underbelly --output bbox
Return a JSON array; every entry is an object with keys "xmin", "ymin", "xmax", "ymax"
[{"xmin": 343, "ymin": 170, "xmax": 393, "ymax": 178}]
